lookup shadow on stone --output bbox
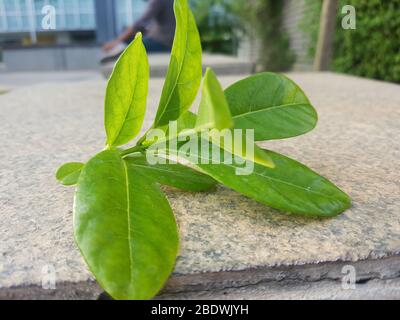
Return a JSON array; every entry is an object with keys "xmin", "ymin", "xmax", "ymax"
[{"xmin": 98, "ymin": 292, "xmax": 113, "ymax": 300}]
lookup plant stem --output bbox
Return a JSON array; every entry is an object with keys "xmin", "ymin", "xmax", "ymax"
[
  {"xmin": 120, "ymin": 145, "xmax": 147, "ymax": 157},
  {"xmin": 136, "ymin": 134, "xmax": 147, "ymax": 146}
]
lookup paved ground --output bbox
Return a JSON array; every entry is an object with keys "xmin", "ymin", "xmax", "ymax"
[
  {"xmin": 0, "ymin": 72, "xmax": 399, "ymax": 299},
  {"xmin": 0, "ymin": 54, "xmax": 253, "ymax": 90},
  {"xmin": 0, "ymin": 71, "xmax": 101, "ymax": 88},
  {"xmin": 102, "ymin": 53, "xmax": 253, "ymax": 78}
]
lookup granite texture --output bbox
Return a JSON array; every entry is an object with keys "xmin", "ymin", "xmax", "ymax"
[{"xmin": 0, "ymin": 73, "xmax": 399, "ymax": 299}]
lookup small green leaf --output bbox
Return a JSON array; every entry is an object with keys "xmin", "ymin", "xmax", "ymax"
[
  {"xmin": 125, "ymin": 153, "xmax": 216, "ymax": 192},
  {"xmin": 154, "ymin": 67, "xmax": 234, "ymax": 143},
  {"xmin": 225, "ymin": 73, "xmax": 318, "ymax": 141},
  {"xmin": 154, "ymin": 0, "xmax": 202, "ymax": 128},
  {"xmin": 195, "ymin": 69, "xmax": 272, "ymax": 168},
  {"xmin": 142, "ymin": 111, "xmax": 197, "ymax": 147},
  {"xmin": 74, "ymin": 150, "xmax": 178, "ymax": 300},
  {"xmin": 171, "ymin": 139, "xmax": 351, "ymax": 217},
  {"xmin": 195, "ymin": 68, "xmax": 233, "ymax": 131},
  {"xmin": 105, "ymin": 32, "xmax": 149, "ymax": 147},
  {"xmin": 174, "ymin": 111, "xmax": 197, "ymax": 133},
  {"xmin": 56, "ymin": 162, "xmax": 84, "ymax": 186}
]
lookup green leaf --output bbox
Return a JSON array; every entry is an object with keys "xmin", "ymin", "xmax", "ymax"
[
  {"xmin": 174, "ymin": 110, "xmax": 198, "ymax": 133},
  {"xmin": 56, "ymin": 162, "xmax": 84, "ymax": 186},
  {"xmin": 141, "ymin": 111, "xmax": 197, "ymax": 147},
  {"xmin": 74, "ymin": 150, "xmax": 178, "ymax": 300},
  {"xmin": 150, "ymin": 67, "xmax": 233, "ymax": 144},
  {"xmin": 154, "ymin": 0, "xmax": 202, "ymax": 128},
  {"xmin": 105, "ymin": 33, "xmax": 149, "ymax": 147},
  {"xmin": 195, "ymin": 68, "xmax": 233, "ymax": 131},
  {"xmin": 171, "ymin": 139, "xmax": 351, "ymax": 217},
  {"xmin": 225, "ymin": 73, "xmax": 318, "ymax": 141},
  {"xmin": 125, "ymin": 153, "xmax": 216, "ymax": 192},
  {"xmin": 195, "ymin": 70, "xmax": 273, "ymax": 168}
]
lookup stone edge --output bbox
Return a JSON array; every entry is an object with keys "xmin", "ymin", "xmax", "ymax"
[{"xmin": 1, "ymin": 255, "xmax": 399, "ymax": 300}]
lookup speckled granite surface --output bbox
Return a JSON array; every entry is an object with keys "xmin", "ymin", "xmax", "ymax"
[{"xmin": 1, "ymin": 73, "xmax": 399, "ymax": 299}]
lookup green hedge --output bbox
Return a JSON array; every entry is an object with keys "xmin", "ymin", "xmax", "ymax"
[
  {"xmin": 301, "ymin": 0, "xmax": 400, "ymax": 83},
  {"xmin": 333, "ymin": 0, "xmax": 400, "ymax": 83}
]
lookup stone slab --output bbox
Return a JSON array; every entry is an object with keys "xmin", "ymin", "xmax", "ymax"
[
  {"xmin": 0, "ymin": 71, "xmax": 101, "ymax": 89},
  {"xmin": 101, "ymin": 53, "xmax": 254, "ymax": 78},
  {"xmin": 0, "ymin": 73, "xmax": 399, "ymax": 299}
]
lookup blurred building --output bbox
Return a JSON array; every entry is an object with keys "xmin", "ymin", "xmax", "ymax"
[{"xmin": 0, "ymin": 0, "xmax": 147, "ymax": 71}]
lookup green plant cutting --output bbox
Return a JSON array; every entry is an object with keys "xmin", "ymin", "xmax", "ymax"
[{"xmin": 56, "ymin": 0, "xmax": 351, "ymax": 300}]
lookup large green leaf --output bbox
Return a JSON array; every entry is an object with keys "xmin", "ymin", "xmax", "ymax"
[
  {"xmin": 105, "ymin": 33, "xmax": 149, "ymax": 147},
  {"xmin": 195, "ymin": 68, "xmax": 233, "ymax": 131},
  {"xmin": 56, "ymin": 162, "xmax": 84, "ymax": 186},
  {"xmin": 153, "ymin": 0, "xmax": 202, "ymax": 128},
  {"xmin": 225, "ymin": 73, "xmax": 318, "ymax": 141},
  {"xmin": 125, "ymin": 154, "xmax": 216, "ymax": 192},
  {"xmin": 74, "ymin": 150, "xmax": 178, "ymax": 300},
  {"xmin": 170, "ymin": 139, "xmax": 350, "ymax": 217}
]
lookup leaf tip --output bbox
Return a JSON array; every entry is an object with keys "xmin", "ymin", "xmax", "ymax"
[
  {"xmin": 135, "ymin": 32, "xmax": 143, "ymax": 41},
  {"xmin": 204, "ymin": 67, "xmax": 217, "ymax": 80}
]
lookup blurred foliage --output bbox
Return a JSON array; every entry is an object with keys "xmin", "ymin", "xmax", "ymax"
[
  {"xmin": 237, "ymin": 0, "xmax": 295, "ymax": 71},
  {"xmin": 333, "ymin": 0, "xmax": 400, "ymax": 83},
  {"xmin": 191, "ymin": 0, "xmax": 295, "ymax": 71},
  {"xmin": 300, "ymin": 0, "xmax": 400, "ymax": 83},
  {"xmin": 299, "ymin": 0, "xmax": 323, "ymax": 59},
  {"xmin": 191, "ymin": 0, "xmax": 242, "ymax": 54}
]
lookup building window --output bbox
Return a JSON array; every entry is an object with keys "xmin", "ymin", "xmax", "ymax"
[
  {"xmin": 0, "ymin": 0, "xmax": 96, "ymax": 33},
  {"xmin": 115, "ymin": 0, "xmax": 146, "ymax": 33}
]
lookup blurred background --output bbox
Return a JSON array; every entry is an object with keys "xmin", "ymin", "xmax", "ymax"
[{"xmin": 0, "ymin": 0, "xmax": 399, "ymax": 86}]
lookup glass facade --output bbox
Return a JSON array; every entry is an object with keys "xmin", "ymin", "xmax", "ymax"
[
  {"xmin": 0, "ymin": 0, "xmax": 147, "ymax": 34},
  {"xmin": 115, "ymin": 0, "xmax": 146, "ymax": 33},
  {"xmin": 0, "ymin": 0, "xmax": 95, "ymax": 33}
]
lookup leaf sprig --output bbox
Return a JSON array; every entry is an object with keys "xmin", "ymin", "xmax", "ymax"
[{"xmin": 56, "ymin": 0, "xmax": 351, "ymax": 300}]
